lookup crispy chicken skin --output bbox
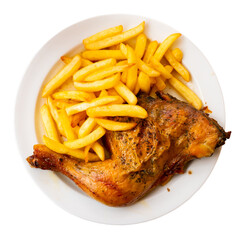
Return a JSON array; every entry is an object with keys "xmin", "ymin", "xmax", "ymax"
[{"xmin": 27, "ymin": 92, "xmax": 230, "ymax": 206}]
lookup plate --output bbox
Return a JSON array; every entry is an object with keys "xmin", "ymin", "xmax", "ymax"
[{"xmin": 15, "ymin": 14, "xmax": 225, "ymax": 225}]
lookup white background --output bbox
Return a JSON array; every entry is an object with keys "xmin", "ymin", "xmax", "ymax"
[{"xmin": 1, "ymin": 0, "xmax": 239, "ymax": 239}]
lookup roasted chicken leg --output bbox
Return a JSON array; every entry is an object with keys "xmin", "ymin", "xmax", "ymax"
[{"xmin": 27, "ymin": 92, "xmax": 230, "ymax": 206}]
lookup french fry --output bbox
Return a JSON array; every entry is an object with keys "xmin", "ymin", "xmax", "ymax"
[
  {"xmin": 83, "ymin": 25, "xmax": 123, "ymax": 46},
  {"xmin": 107, "ymin": 88, "xmax": 125, "ymax": 103},
  {"xmin": 168, "ymin": 77, "xmax": 202, "ymax": 110},
  {"xmin": 133, "ymin": 81, "xmax": 140, "ymax": 95},
  {"xmin": 95, "ymin": 118, "xmax": 137, "ymax": 131},
  {"xmin": 172, "ymin": 48, "xmax": 183, "ymax": 62},
  {"xmin": 73, "ymin": 58, "xmax": 116, "ymax": 82},
  {"xmin": 154, "ymin": 33, "xmax": 181, "ymax": 61},
  {"xmin": 61, "ymin": 56, "xmax": 72, "ymax": 64},
  {"xmin": 127, "ymin": 45, "xmax": 137, "ymax": 64},
  {"xmin": 92, "ymin": 142, "xmax": 105, "ymax": 161},
  {"xmin": 52, "ymin": 90, "xmax": 94, "ymax": 102},
  {"xmin": 116, "ymin": 49, "xmax": 128, "ymax": 86},
  {"xmin": 138, "ymin": 71, "xmax": 151, "ymax": 93},
  {"xmin": 71, "ymin": 112, "xmax": 87, "ymax": 128},
  {"xmin": 84, "ymin": 144, "xmax": 93, "ymax": 162},
  {"xmin": 119, "ymin": 43, "xmax": 128, "ymax": 57},
  {"xmin": 47, "ymin": 97, "xmax": 65, "ymax": 136},
  {"xmin": 143, "ymin": 40, "xmax": 158, "ymax": 63},
  {"xmin": 126, "ymin": 64, "xmax": 138, "ymax": 91},
  {"xmin": 43, "ymin": 135, "xmax": 99, "ymax": 161},
  {"xmin": 40, "ymin": 104, "xmax": 60, "ymax": 142},
  {"xmin": 82, "ymin": 50, "xmax": 126, "ymax": 61},
  {"xmin": 73, "ymin": 125, "xmax": 80, "ymax": 135},
  {"xmin": 53, "ymin": 99, "xmax": 77, "ymax": 109},
  {"xmin": 149, "ymin": 77, "xmax": 157, "ymax": 85},
  {"xmin": 42, "ymin": 55, "xmax": 82, "ymax": 97},
  {"xmin": 165, "ymin": 64, "xmax": 174, "ymax": 73},
  {"xmin": 82, "ymin": 58, "xmax": 93, "ymax": 67},
  {"xmin": 108, "ymin": 44, "xmax": 120, "ymax": 50},
  {"xmin": 61, "ymin": 56, "xmax": 92, "ymax": 67},
  {"xmin": 150, "ymin": 56, "xmax": 172, "ymax": 79},
  {"xmin": 124, "ymin": 37, "xmax": 137, "ymax": 49},
  {"xmin": 58, "ymin": 109, "xmax": 76, "ymax": 140},
  {"xmin": 87, "ymin": 104, "xmax": 148, "ymax": 119},
  {"xmin": 85, "ymin": 65, "xmax": 129, "ymax": 82},
  {"xmin": 135, "ymin": 33, "xmax": 147, "ymax": 59},
  {"xmin": 116, "ymin": 60, "xmax": 128, "ymax": 66},
  {"xmin": 165, "ymin": 50, "xmax": 190, "ymax": 82},
  {"xmin": 137, "ymin": 59, "xmax": 160, "ymax": 77},
  {"xmin": 78, "ymin": 117, "xmax": 97, "ymax": 138},
  {"xmin": 66, "ymin": 95, "xmax": 122, "ymax": 115},
  {"xmin": 39, "ymin": 25, "xmax": 203, "ymax": 162},
  {"xmin": 114, "ymin": 81, "xmax": 137, "ymax": 105},
  {"xmin": 156, "ymin": 76, "xmax": 166, "ymax": 90},
  {"xmin": 64, "ymin": 126, "xmax": 106, "ymax": 149},
  {"xmin": 98, "ymin": 89, "xmax": 108, "ymax": 97},
  {"xmin": 74, "ymin": 73, "xmax": 120, "ymax": 92},
  {"xmin": 149, "ymin": 85, "xmax": 158, "ymax": 98},
  {"xmin": 121, "ymin": 70, "xmax": 128, "ymax": 83},
  {"xmin": 85, "ymin": 22, "xmax": 145, "ymax": 50}
]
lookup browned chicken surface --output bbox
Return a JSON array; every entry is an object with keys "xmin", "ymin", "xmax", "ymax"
[{"xmin": 27, "ymin": 92, "xmax": 230, "ymax": 206}]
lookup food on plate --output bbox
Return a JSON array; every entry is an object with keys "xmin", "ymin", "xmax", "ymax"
[
  {"xmin": 84, "ymin": 22, "xmax": 145, "ymax": 50},
  {"xmin": 42, "ymin": 135, "xmax": 99, "ymax": 161},
  {"xmin": 114, "ymin": 81, "xmax": 137, "ymax": 104},
  {"xmin": 73, "ymin": 58, "xmax": 116, "ymax": 82},
  {"xmin": 65, "ymin": 95, "xmax": 121, "ymax": 115},
  {"xmin": 74, "ymin": 73, "xmax": 120, "ymax": 92},
  {"xmin": 27, "ymin": 92, "xmax": 230, "ymax": 206},
  {"xmin": 40, "ymin": 104, "xmax": 60, "ymax": 142},
  {"xmin": 42, "ymin": 55, "xmax": 81, "ymax": 97},
  {"xmin": 165, "ymin": 50, "xmax": 190, "ymax": 82},
  {"xmin": 135, "ymin": 33, "xmax": 147, "ymax": 59},
  {"xmin": 64, "ymin": 126, "xmax": 106, "ymax": 149},
  {"xmin": 83, "ymin": 25, "xmax": 123, "ymax": 45},
  {"xmin": 95, "ymin": 118, "xmax": 137, "ymax": 131},
  {"xmin": 168, "ymin": 76, "xmax": 202, "ymax": 109},
  {"xmin": 86, "ymin": 104, "xmax": 148, "ymax": 118},
  {"xmin": 26, "ymin": 21, "xmax": 230, "ymax": 206},
  {"xmin": 82, "ymin": 50, "xmax": 126, "ymax": 61},
  {"xmin": 153, "ymin": 33, "xmax": 181, "ymax": 61}
]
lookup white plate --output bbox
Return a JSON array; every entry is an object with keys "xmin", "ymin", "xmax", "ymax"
[{"xmin": 15, "ymin": 14, "xmax": 225, "ymax": 225}]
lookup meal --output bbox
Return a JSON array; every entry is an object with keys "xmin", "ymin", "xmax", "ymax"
[{"xmin": 26, "ymin": 21, "xmax": 230, "ymax": 206}]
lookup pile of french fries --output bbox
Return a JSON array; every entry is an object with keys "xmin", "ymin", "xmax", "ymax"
[{"xmin": 40, "ymin": 21, "xmax": 202, "ymax": 162}]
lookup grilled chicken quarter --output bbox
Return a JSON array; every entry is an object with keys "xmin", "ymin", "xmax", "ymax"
[{"xmin": 27, "ymin": 92, "xmax": 230, "ymax": 206}]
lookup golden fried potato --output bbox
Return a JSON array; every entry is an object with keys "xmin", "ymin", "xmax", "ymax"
[
  {"xmin": 85, "ymin": 22, "xmax": 145, "ymax": 50},
  {"xmin": 74, "ymin": 73, "xmax": 120, "ymax": 92},
  {"xmin": 42, "ymin": 55, "xmax": 81, "ymax": 97},
  {"xmin": 168, "ymin": 77, "xmax": 202, "ymax": 109},
  {"xmin": 114, "ymin": 81, "xmax": 137, "ymax": 105},
  {"xmin": 73, "ymin": 58, "xmax": 116, "ymax": 82},
  {"xmin": 87, "ymin": 104, "xmax": 148, "ymax": 119},
  {"xmin": 43, "ymin": 135, "xmax": 99, "ymax": 161},
  {"xmin": 82, "ymin": 50, "xmax": 126, "ymax": 61},
  {"xmin": 66, "ymin": 95, "xmax": 122, "ymax": 115},
  {"xmin": 64, "ymin": 126, "xmax": 106, "ymax": 149},
  {"xmin": 95, "ymin": 118, "xmax": 137, "ymax": 131},
  {"xmin": 83, "ymin": 25, "xmax": 123, "ymax": 45},
  {"xmin": 154, "ymin": 33, "xmax": 181, "ymax": 61},
  {"xmin": 165, "ymin": 50, "xmax": 190, "ymax": 82},
  {"xmin": 40, "ymin": 104, "xmax": 60, "ymax": 142},
  {"xmin": 143, "ymin": 40, "xmax": 158, "ymax": 63},
  {"xmin": 138, "ymin": 71, "xmax": 151, "ymax": 93},
  {"xmin": 135, "ymin": 33, "xmax": 147, "ymax": 59}
]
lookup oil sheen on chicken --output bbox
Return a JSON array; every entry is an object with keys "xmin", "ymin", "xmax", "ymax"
[{"xmin": 27, "ymin": 92, "xmax": 230, "ymax": 206}]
